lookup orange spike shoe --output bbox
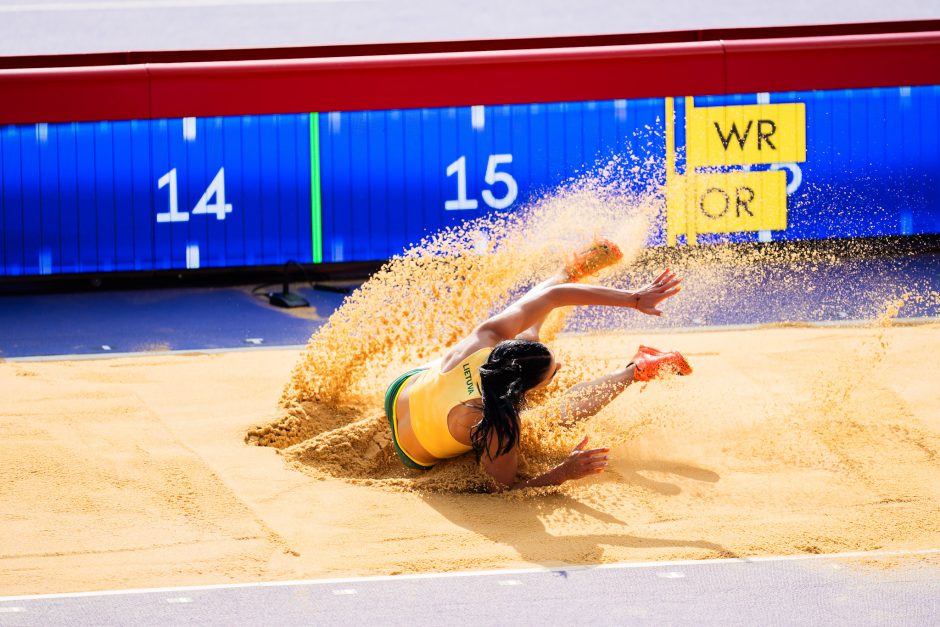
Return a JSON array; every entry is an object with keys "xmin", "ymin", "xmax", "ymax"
[
  {"xmin": 564, "ymin": 237, "xmax": 624, "ymax": 282},
  {"xmin": 631, "ymin": 346, "xmax": 692, "ymax": 382}
]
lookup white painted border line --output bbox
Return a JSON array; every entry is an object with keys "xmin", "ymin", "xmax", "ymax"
[
  {"xmin": 1, "ymin": 548, "xmax": 937, "ymax": 603},
  {"xmin": 564, "ymin": 315, "xmax": 940, "ymax": 337},
  {"xmin": 3, "ymin": 344, "xmax": 307, "ymax": 363},
  {"xmin": 4, "ymin": 316, "xmax": 937, "ymax": 363}
]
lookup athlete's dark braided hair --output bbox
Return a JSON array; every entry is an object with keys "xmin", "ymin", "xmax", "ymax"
[{"xmin": 471, "ymin": 339, "xmax": 553, "ymax": 461}]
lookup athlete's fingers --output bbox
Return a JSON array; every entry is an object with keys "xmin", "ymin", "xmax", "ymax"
[
  {"xmin": 652, "ymin": 269, "xmax": 670, "ymax": 285},
  {"xmin": 653, "ymin": 275, "xmax": 673, "ymax": 289},
  {"xmin": 573, "ymin": 436, "xmax": 589, "ymax": 452},
  {"xmin": 648, "ymin": 281, "xmax": 679, "ymax": 297},
  {"xmin": 658, "ymin": 277, "xmax": 681, "ymax": 291}
]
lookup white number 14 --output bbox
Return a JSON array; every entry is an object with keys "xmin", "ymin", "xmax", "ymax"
[{"xmin": 157, "ymin": 167, "xmax": 233, "ymax": 223}]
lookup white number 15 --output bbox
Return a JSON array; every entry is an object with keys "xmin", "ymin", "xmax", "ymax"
[{"xmin": 445, "ymin": 154, "xmax": 518, "ymax": 211}]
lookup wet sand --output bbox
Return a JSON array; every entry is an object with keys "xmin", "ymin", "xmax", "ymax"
[{"xmin": 2, "ymin": 324, "xmax": 938, "ymax": 596}]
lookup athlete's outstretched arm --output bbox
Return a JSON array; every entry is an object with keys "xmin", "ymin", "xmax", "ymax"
[
  {"xmin": 440, "ymin": 269, "xmax": 681, "ymax": 371},
  {"xmin": 479, "ymin": 269, "xmax": 681, "ymax": 342}
]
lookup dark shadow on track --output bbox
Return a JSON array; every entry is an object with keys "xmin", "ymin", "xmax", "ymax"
[
  {"xmin": 608, "ymin": 460, "xmax": 720, "ymax": 496},
  {"xmin": 421, "ymin": 480, "xmax": 734, "ymax": 567}
]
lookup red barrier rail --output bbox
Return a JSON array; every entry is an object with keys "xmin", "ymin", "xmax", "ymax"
[
  {"xmin": 724, "ymin": 31, "xmax": 940, "ymax": 93},
  {"xmin": 3, "ymin": 19, "xmax": 939, "ymax": 70},
  {"xmin": 1, "ymin": 31, "xmax": 939, "ymax": 125}
]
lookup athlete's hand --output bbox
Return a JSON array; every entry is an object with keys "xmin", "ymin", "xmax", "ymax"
[
  {"xmin": 553, "ymin": 436, "xmax": 609, "ymax": 484},
  {"xmin": 631, "ymin": 268, "xmax": 682, "ymax": 316}
]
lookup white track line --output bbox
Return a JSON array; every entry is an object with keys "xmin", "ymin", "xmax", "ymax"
[
  {"xmin": 578, "ymin": 315, "xmax": 939, "ymax": 336},
  {"xmin": 4, "ymin": 316, "xmax": 937, "ymax": 363},
  {"xmin": 1, "ymin": 548, "xmax": 937, "ymax": 603},
  {"xmin": 3, "ymin": 344, "xmax": 306, "ymax": 363}
]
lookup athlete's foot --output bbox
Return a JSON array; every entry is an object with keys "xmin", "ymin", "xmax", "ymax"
[
  {"xmin": 630, "ymin": 345, "xmax": 692, "ymax": 382},
  {"xmin": 563, "ymin": 237, "xmax": 624, "ymax": 282}
]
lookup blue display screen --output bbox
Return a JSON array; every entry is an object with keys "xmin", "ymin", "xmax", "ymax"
[
  {"xmin": 1, "ymin": 115, "xmax": 314, "ymax": 276},
  {"xmin": 1, "ymin": 85, "xmax": 938, "ymax": 277}
]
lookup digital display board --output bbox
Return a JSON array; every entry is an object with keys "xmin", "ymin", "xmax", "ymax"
[
  {"xmin": 1, "ymin": 85, "xmax": 938, "ymax": 277},
  {"xmin": 1, "ymin": 114, "xmax": 313, "ymax": 276}
]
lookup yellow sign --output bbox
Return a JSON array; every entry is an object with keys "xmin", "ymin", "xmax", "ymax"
[
  {"xmin": 686, "ymin": 101, "xmax": 806, "ymax": 167},
  {"xmin": 666, "ymin": 170, "xmax": 787, "ymax": 244}
]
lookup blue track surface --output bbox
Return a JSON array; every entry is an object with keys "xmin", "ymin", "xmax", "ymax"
[
  {"xmin": 0, "ymin": 285, "xmax": 346, "ymax": 358},
  {"xmin": 0, "ymin": 253, "xmax": 936, "ymax": 359},
  {"xmin": 568, "ymin": 253, "xmax": 940, "ymax": 332}
]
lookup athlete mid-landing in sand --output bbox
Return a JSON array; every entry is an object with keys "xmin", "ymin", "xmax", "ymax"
[{"xmin": 383, "ymin": 239, "xmax": 690, "ymax": 491}]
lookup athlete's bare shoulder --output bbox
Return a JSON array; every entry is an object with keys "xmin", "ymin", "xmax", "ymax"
[{"xmin": 438, "ymin": 327, "xmax": 500, "ymax": 373}]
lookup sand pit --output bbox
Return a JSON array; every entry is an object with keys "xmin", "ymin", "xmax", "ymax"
[{"xmin": 1, "ymin": 322, "xmax": 938, "ymax": 595}]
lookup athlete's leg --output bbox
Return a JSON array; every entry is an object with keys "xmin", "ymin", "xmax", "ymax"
[
  {"xmin": 558, "ymin": 365, "xmax": 636, "ymax": 427},
  {"xmin": 558, "ymin": 346, "xmax": 692, "ymax": 426}
]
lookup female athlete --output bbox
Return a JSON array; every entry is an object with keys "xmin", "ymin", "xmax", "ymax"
[{"xmin": 384, "ymin": 240, "xmax": 690, "ymax": 491}]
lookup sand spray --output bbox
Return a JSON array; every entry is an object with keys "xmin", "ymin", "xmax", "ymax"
[{"xmin": 246, "ymin": 153, "xmax": 938, "ymax": 494}]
